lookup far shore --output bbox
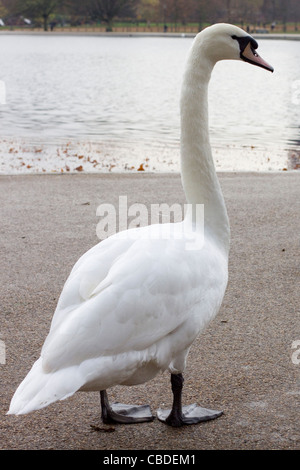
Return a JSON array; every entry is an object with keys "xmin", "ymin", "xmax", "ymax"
[{"xmin": 0, "ymin": 29, "xmax": 300, "ymax": 40}]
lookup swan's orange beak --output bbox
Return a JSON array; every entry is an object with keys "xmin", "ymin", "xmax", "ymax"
[{"xmin": 241, "ymin": 42, "xmax": 274, "ymax": 73}]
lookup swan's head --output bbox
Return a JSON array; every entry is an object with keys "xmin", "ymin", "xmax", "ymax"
[{"xmin": 196, "ymin": 23, "xmax": 274, "ymax": 72}]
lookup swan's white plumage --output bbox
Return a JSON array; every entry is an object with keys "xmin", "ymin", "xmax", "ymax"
[
  {"xmin": 9, "ymin": 221, "xmax": 228, "ymax": 414},
  {"xmin": 9, "ymin": 23, "xmax": 267, "ymax": 417}
]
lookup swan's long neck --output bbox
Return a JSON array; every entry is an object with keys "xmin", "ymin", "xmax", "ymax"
[{"xmin": 181, "ymin": 47, "xmax": 230, "ymax": 255}]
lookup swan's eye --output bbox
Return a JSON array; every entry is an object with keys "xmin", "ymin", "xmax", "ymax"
[{"xmin": 231, "ymin": 35, "xmax": 259, "ymax": 56}]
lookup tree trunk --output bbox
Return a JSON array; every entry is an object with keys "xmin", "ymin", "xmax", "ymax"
[
  {"xmin": 43, "ymin": 14, "xmax": 48, "ymax": 31},
  {"xmin": 106, "ymin": 18, "xmax": 113, "ymax": 32}
]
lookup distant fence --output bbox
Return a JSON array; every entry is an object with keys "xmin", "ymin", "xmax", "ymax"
[
  {"xmin": 2, "ymin": 23, "xmax": 299, "ymax": 35},
  {"xmin": 5, "ymin": 25, "xmax": 200, "ymax": 34}
]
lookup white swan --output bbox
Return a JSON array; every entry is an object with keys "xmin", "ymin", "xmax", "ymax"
[{"xmin": 8, "ymin": 24, "xmax": 273, "ymax": 427}]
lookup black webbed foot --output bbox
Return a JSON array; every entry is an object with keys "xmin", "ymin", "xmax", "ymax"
[
  {"xmin": 100, "ymin": 391, "xmax": 154, "ymax": 424},
  {"xmin": 157, "ymin": 373, "xmax": 223, "ymax": 427}
]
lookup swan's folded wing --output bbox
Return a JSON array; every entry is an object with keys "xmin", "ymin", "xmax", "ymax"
[
  {"xmin": 41, "ymin": 233, "xmax": 205, "ymax": 373},
  {"xmin": 49, "ymin": 231, "xmax": 138, "ymax": 329}
]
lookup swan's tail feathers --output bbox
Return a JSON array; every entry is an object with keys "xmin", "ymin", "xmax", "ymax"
[{"xmin": 7, "ymin": 358, "xmax": 84, "ymax": 415}]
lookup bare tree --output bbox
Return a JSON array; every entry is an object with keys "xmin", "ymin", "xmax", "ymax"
[
  {"xmin": 290, "ymin": 0, "xmax": 300, "ymax": 30},
  {"xmin": 136, "ymin": 0, "xmax": 160, "ymax": 23},
  {"xmin": 6, "ymin": 0, "xmax": 63, "ymax": 30},
  {"xmin": 0, "ymin": 0, "xmax": 8, "ymax": 17},
  {"xmin": 3, "ymin": 0, "xmax": 300, "ymax": 30},
  {"xmin": 88, "ymin": 0, "xmax": 137, "ymax": 31}
]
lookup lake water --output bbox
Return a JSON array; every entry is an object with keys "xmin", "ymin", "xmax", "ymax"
[{"xmin": 0, "ymin": 34, "xmax": 299, "ymax": 173}]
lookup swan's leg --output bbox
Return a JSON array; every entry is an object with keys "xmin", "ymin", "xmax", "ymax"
[
  {"xmin": 157, "ymin": 373, "xmax": 223, "ymax": 427},
  {"xmin": 100, "ymin": 390, "xmax": 154, "ymax": 424}
]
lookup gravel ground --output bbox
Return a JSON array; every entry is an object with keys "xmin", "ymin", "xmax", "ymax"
[{"xmin": 0, "ymin": 172, "xmax": 299, "ymax": 450}]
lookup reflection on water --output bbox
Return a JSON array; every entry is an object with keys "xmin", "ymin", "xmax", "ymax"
[{"xmin": 0, "ymin": 34, "xmax": 299, "ymax": 172}]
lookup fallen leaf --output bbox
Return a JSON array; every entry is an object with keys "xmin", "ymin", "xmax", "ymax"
[
  {"xmin": 26, "ymin": 164, "xmax": 32, "ymax": 169},
  {"xmin": 90, "ymin": 424, "xmax": 115, "ymax": 433},
  {"xmin": 75, "ymin": 165, "xmax": 84, "ymax": 172},
  {"xmin": 137, "ymin": 164, "xmax": 145, "ymax": 171}
]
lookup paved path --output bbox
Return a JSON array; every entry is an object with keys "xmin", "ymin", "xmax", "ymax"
[{"xmin": 0, "ymin": 172, "xmax": 299, "ymax": 450}]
